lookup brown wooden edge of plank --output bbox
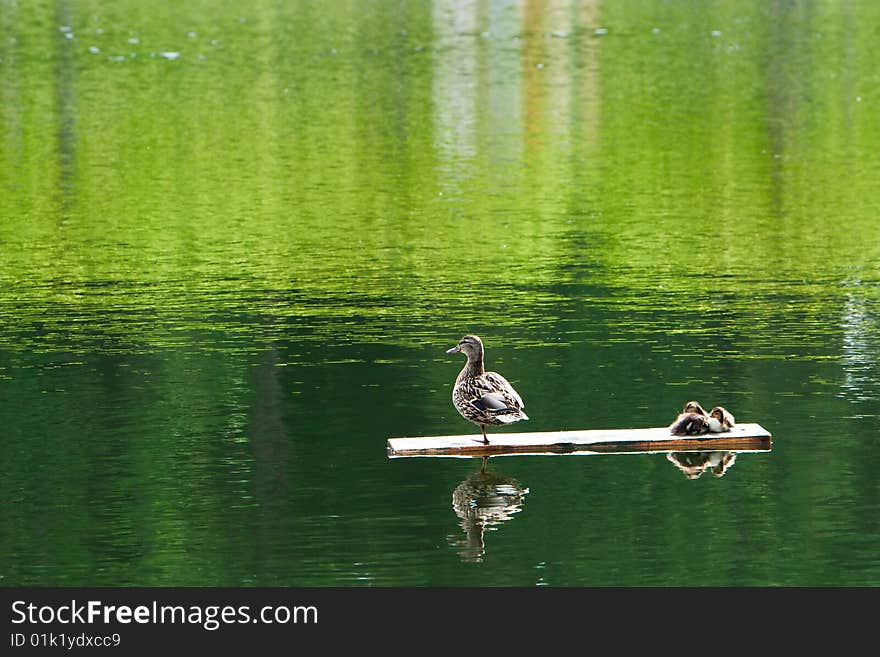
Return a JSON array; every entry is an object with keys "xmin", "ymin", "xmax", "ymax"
[{"xmin": 387, "ymin": 434, "xmax": 772, "ymax": 457}]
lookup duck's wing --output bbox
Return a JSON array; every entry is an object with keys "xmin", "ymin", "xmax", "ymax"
[
  {"xmin": 482, "ymin": 372, "xmax": 525, "ymax": 410},
  {"xmin": 469, "ymin": 393, "xmax": 513, "ymax": 412}
]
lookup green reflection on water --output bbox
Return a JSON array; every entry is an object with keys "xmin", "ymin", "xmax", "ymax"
[{"xmin": 1, "ymin": 0, "xmax": 879, "ymax": 586}]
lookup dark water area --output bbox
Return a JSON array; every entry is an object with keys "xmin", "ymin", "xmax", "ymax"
[{"xmin": 2, "ymin": 1, "xmax": 879, "ymax": 586}]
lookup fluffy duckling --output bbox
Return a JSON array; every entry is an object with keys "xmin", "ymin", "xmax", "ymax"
[
  {"xmin": 683, "ymin": 401, "xmax": 708, "ymax": 416},
  {"xmin": 669, "ymin": 400, "xmax": 710, "ymax": 436},
  {"xmin": 708, "ymin": 406, "xmax": 736, "ymax": 432},
  {"xmin": 447, "ymin": 335, "xmax": 528, "ymax": 444}
]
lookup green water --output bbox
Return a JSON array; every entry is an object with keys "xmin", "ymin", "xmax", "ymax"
[{"xmin": 2, "ymin": 0, "xmax": 879, "ymax": 586}]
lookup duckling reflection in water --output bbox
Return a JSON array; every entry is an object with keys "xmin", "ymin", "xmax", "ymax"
[
  {"xmin": 447, "ymin": 458, "xmax": 529, "ymax": 563},
  {"xmin": 667, "ymin": 451, "xmax": 738, "ymax": 479}
]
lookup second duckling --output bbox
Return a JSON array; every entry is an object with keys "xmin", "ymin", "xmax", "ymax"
[{"xmin": 708, "ymin": 406, "xmax": 735, "ymax": 432}]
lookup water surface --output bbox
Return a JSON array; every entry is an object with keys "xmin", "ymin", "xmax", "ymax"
[{"xmin": 2, "ymin": 0, "xmax": 879, "ymax": 586}]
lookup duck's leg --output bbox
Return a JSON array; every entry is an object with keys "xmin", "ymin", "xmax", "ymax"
[{"xmin": 481, "ymin": 425, "xmax": 489, "ymax": 445}]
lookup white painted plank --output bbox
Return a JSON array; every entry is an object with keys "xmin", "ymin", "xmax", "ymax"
[{"xmin": 386, "ymin": 423, "xmax": 772, "ymax": 457}]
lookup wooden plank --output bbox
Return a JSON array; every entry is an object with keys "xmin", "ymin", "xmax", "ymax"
[{"xmin": 386, "ymin": 423, "xmax": 772, "ymax": 458}]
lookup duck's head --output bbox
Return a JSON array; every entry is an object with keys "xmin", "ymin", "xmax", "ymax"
[
  {"xmin": 683, "ymin": 401, "xmax": 707, "ymax": 416},
  {"xmin": 710, "ymin": 406, "xmax": 735, "ymax": 427},
  {"xmin": 447, "ymin": 334, "xmax": 484, "ymax": 361}
]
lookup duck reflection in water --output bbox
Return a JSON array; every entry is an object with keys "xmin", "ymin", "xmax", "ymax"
[
  {"xmin": 667, "ymin": 451, "xmax": 738, "ymax": 479},
  {"xmin": 448, "ymin": 458, "xmax": 529, "ymax": 563}
]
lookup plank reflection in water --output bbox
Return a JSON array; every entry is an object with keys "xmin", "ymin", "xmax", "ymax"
[
  {"xmin": 448, "ymin": 459, "xmax": 529, "ymax": 563},
  {"xmin": 667, "ymin": 451, "xmax": 738, "ymax": 479}
]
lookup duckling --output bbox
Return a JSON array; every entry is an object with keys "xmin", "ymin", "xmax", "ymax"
[
  {"xmin": 683, "ymin": 401, "xmax": 708, "ymax": 416},
  {"xmin": 446, "ymin": 335, "xmax": 528, "ymax": 444},
  {"xmin": 708, "ymin": 406, "xmax": 736, "ymax": 432},
  {"xmin": 669, "ymin": 400, "xmax": 710, "ymax": 436}
]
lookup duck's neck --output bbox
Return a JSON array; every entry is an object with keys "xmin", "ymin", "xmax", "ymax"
[{"xmin": 459, "ymin": 353, "xmax": 485, "ymax": 380}]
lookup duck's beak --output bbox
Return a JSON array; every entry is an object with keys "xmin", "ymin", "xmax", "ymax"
[{"xmin": 446, "ymin": 345, "xmax": 461, "ymax": 354}]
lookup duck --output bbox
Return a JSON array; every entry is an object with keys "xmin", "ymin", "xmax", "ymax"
[
  {"xmin": 669, "ymin": 400, "xmax": 710, "ymax": 436},
  {"xmin": 446, "ymin": 334, "xmax": 528, "ymax": 444},
  {"xmin": 708, "ymin": 406, "xmax": 735, "ymax": 432}
]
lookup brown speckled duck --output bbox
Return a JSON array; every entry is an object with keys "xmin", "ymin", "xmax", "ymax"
[
  {"xmin": 669, "ymin": 401, "xmax": 710, "ymax": 436},
  {"xmin": 446, "ymin": 335, "xmax": 528, "ymax": 444}
]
